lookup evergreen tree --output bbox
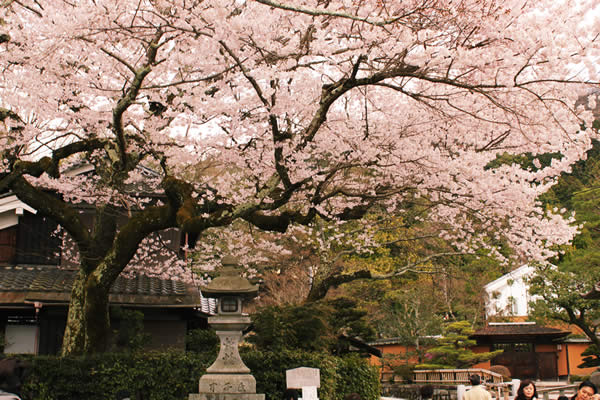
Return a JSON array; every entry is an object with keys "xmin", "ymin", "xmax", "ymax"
[{"xmin": 416, "ymin": 321, "xmax": 502, "ymax": 369}]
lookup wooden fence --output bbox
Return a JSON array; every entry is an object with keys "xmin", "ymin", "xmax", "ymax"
[{"xmin": 413, "ymin": 369, "xmax": 504, "ymax": 384}]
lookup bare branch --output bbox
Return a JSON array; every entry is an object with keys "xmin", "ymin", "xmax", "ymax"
[
  {"xmin": 101, "ymin": 47, "xmax": 137, "ymax": 74},
  {"xmin": 254, "ymin": 0, "xmax": 404, "ymax": 27}
]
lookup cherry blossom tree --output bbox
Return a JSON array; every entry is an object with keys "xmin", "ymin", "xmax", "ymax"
[{"xmin": 1, "ymin": 0, "xmax": 599, "ymax": 355}]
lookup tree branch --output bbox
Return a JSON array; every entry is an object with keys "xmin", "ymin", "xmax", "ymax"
[
  {"xmin": 219, "ymin": 40, "xmax": 271, "ymax": 108},
  {"xmin": 306, "ymin": 252, "xmax": 468, "ymax": 302},
  {"xmin": 254, "ymin": 0, "xmax": 405, "ymax": 27}
]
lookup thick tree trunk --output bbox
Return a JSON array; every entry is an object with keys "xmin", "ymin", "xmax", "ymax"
[
  {"xmin": 61, "ymin": 271, "xmax": 87, "ymax": 356},
  {"xmin": 83, "ymin": 272, "xmax": 111, "ymax": 354},
  {"xmin": 61, "ymin": 269, "xmax": 111, "ymax": 356}
]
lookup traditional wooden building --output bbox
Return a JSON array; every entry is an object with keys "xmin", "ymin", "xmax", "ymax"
[
  {"xmin": 476, "ymin": 265, "xmax": 597, "ymax": 379},
  {"xmin": 469, "ymin": 322, "xmax": 574, "ymax": 380},
  {"xmin": 369, "ymin": 265, "xmax": 597, "ymax": 380},
  {"xmin": 0, "ymin": 191, "xmax": 216, "ymax": 355}
]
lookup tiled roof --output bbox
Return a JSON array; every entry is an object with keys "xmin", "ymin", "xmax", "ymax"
[
  {"xmin": 369, "ymin": 335, "xmax": 441, "ymax": 346},
  {"xmin": 0, "ymin": 266, "xmax": 216, "ymax": 314},
  {"xmin": 472, "ymin": 323, "xmax": 569, "ymax": 338},
  {"xmin": 0, "ymin": 266, "xmax": 74, "ymax": 292}
]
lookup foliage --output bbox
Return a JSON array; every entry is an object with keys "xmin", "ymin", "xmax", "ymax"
[
  {"xmin": 249, "ymin": 303, "xmax": 332, "ymax": 352},
  {"xmin": 391, "ymin": 364, "xmax": 417, "ymax": 383},
  {"xmin": 110, "ymin": 307, "xmax": 151, "ymax": 352},
  {"xmin": 529, "ymin": 141, "xmax": 600, "ymax": 367},
  {"xmin": 20, "ymin": 350, "xmax": 379, "ymax": 400},
  {"xmin": 1, "ymin": 0, "xmax": 598, "ymax": 355},
  {"xmin": 446, "ymin": 254, "xmax": 509, "ymax": 323},
  {"xmin": 248, "ymin": 298, "xmax": 375, "ymax": 354},
  {"xmin": 569, "ymin": 375, "xmax": 592, "ymax": 383},
  {"xmin": 373, "ymin": 281, "xmax": 443, "ymax": 360},
  {"xmin": 488, "ymin": 365, "xmax": 512, "ymax": 381},
  {"xmin": 327, "ymin": 297, "xmax": 377, "ymax": 352},
  {"xmin": 21, "ymin": 351, "xmax": 214, "ymax": 400},
  {"xmin": 333, "ymin": 354, "xmax": 381, "ymax": 400},
  {"xmin": 314, "ymin": 208, "xmax": 508, "ymax": 344},
  {"xmin": 185, "ymin": 328, "xmax": 219, "ymax": 355},
  {"xmin": 242, "ymin": 349, "xmax": 380, "ymax": 400},
  {"xmin": 415, "ymin": 321, "xmax": 502, "ymax": 369},
  {"xmin": 362, "ymin": 247, "xmax": 506, "ymax": 345},
  {"xmin": 578, "ymin": 345, "xmax": 600, "ymax": 369},
  {"xmin": 529, "ymin": 266, "xmax": 600, "ymax": 367}
]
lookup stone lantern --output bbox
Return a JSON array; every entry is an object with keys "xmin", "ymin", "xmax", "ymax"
[{"xmin": 189, "ymin": 256, "xmax": 265, "ymax": 400}]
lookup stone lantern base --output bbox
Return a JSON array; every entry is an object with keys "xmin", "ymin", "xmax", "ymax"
[
  {"xmin": 189, "ymin": 374, "xmax": 265, "ymax": 400},
  {"xmin": 189, "ymin": 394, "xmax": 265, "ymax": 400}
]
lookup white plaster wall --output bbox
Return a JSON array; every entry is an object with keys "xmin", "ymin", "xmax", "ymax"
[
  {"xmin": 4, "ymin": 324, "xmax": 38, "ymax": 354},
  {"xmin": 485, "ymin": 265, "xmax": 538, "ymax": 317}
]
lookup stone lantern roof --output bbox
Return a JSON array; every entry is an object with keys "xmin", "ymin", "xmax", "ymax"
[{"xmin": 201, "ymin": 255, "xmax": 259, "ymax": 298}]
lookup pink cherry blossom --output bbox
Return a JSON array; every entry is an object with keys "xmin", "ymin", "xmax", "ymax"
[{"xmin": 0, "ymin": 0, "xmax": 598, "ymax": 354}]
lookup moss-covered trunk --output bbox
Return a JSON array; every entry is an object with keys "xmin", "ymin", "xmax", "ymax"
[
  {"xmin": 61, "ymin": 269, "xmax": 111, "ymax": 356},
  {"xmin": 61, "ymin": 270, "xmax": 87, "ymax": 356}
]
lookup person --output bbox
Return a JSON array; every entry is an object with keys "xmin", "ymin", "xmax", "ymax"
[
  {"xmin": 283, "ymin": 389, "xmax": 299, "ymax": 400},
  {"xmin": 463, "ymin": 375, "xmax": 492, "ymax": 400},
  {"xmin": 0, "ymin": 357, "xmax": 30, "ymax": 398},
  {"xmin": 420, "ymin": 385, "xmax": 434, "ymax": 400},
  {"xmin": 515, "ymin": 379, "xmax": 538, "ymax": 400},
  {"xmin": 572, "ymin": 381, "xmax": 599, "ymax": 400}
]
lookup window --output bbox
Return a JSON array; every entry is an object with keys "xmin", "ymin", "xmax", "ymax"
[
  {"xmin": 4, "ymin": 324, "xmax": 38, "ymax": 354},
  {"xmin": 16, "ymin": 213, "xmax": 61, "ymax": 265},
  {"xmin": 492, "ymin": 342, "xmax": 533, "ymax": 352},
  {"xmin": 0, "ymin": 227, "xmax": 17, "ymax": 263},
  {"xmin": 220, "ymin": 297, "xmax": 238, "ymax": 313}
]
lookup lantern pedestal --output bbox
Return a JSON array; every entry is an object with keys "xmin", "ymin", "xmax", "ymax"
[{"xmin": 189, "ymin": 316, "xmax": 265, "ymax": 400}]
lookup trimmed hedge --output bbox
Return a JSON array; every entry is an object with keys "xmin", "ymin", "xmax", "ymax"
[
  {"xmin": 21, "ymin": 351, "xmax": 215, "ymax": 400},
  {"xmin": 19, "ymin": 349, "xmax": 380, "ymax": 400},
  {"xmin": 243, "ymin": 349, "xmax": 380, "ymax": 400}
]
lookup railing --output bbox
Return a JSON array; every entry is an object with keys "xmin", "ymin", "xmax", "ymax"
[
  {"xmin": 381, "ymin": 384, "xmax": 455, "ymax": 400},
  {"xmin": 487, "ymin": 381, "xmax": 518, "ymax": 400},
  {"xmin": 382, "ymin": 380, "xmax": 577, "ymax": 400},
  {"xmin": 413, "ymin": 369, "xmax": 504, "ymax": 384},
  {"xmin": 536, "ymin": 384, "xmax": 578, "ymax": 400}
]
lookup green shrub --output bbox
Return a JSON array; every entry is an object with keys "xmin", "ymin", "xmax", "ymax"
[
  {"xmin": 249, "ymin": 304, "xmax": 332, "ymax": 352},
  {"xmin": 243, "ymin": 348, "xmax": 338, "ymax": 400},
  {"xmin": 392, "ymin": 364, "xmax": 416, "ymax": 383},
  {"xmin": 242, "ymin": 348, "xmax": 380, "ymax": 400},
  {"xmin": 19, "ymin": 349, "xmax": 380, "ymax": 400},
  {"xmin": 21, "ymin": 351, "xmax": 214, "ymax": 400},
  {"xmin": 334, "ymin": 354, "xmax": 381, "ymax": 400},
  {"xmin": 249, "ymin": 299, "xmax": 375, "ymax": 355},
  {"xmin": 186, "ymin": 328, "xmax": 219, "ymax": 355},
  {"xmin": 110, "ymin": 307, "xmax": 151, "ymax": 352}
]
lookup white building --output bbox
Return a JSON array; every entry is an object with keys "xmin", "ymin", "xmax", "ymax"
[{"xmin": 483, "ymin": 264, "xmax": 541, "ymax": 317}]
